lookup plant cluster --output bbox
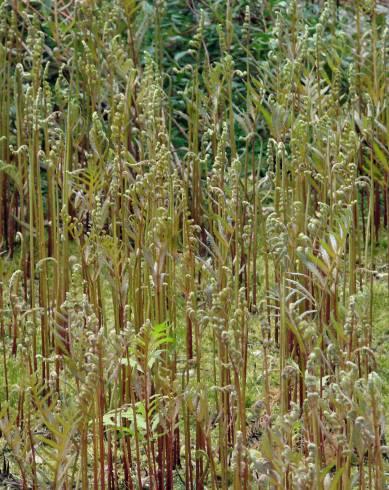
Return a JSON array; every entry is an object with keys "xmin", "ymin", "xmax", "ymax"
[{"xmin": 0, "ymin": 0, "xmax": 388, "ymax": 489}]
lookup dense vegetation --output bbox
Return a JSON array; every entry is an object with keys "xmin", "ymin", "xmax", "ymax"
[{"xmin": 0, "ymin": 0, "xmax": 388, "ymax": 488}]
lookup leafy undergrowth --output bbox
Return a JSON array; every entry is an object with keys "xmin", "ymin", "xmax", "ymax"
[
  {"xmin": 374, "ymin": 281, "xmax": 389, "ymax": 414},
  {"xmin": 0, "ymin": 0, "xmax": 389, "ymax": 489}
]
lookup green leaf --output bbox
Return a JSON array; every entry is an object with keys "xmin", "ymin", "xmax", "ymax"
[
  {"xmin": 258, "ymin": 103, "xmax": 273, "ymax": 133},
  {"xmin": 329, "ymin": 467, "xmax": 344, "ymax": 490},
  {"xmin": 373, "ymin": 141, "xmax": 389, "ymax": 172},
  {"xmin": 0, "ymin": 161, "xmax": 22, "ymax": 192}
]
